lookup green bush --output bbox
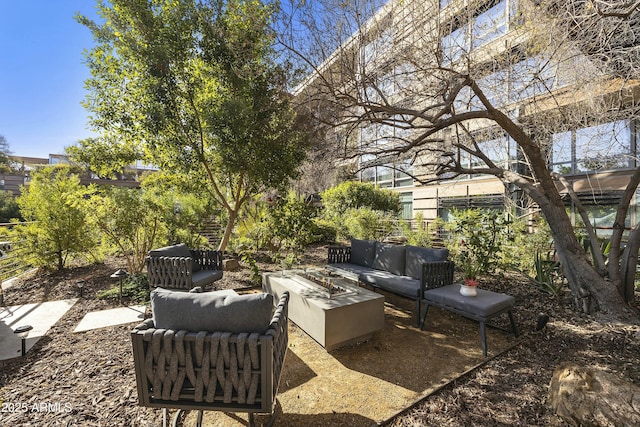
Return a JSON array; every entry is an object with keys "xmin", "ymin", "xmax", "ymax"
[
  {"xmin": 321, "ymin": 181, "xmax": 399, "ymax": 220},
  {"xmin": 263, "ymin": 192, "xmax": 318, "ymax": 254},
  {"xmin": 444, "ymin": 209, "xmax": 509, "ymax": 275},
  {"xmin": 401, "ymin": 212, "xmax": 439, "ymax": 247},
  {"xmin": 14, "ymin": 165, "xmax": 96, "ymax": 270},
  {"xmin": 344, "ymin": 207, "xmax": 396, "ymax": 240},
  {"xmin": 97, "ymin": 273, "xmax": 150, "ymax": 303},
  {"xmin": 311, "ymin": 218, "xmax": 338, "ymax": 243}
]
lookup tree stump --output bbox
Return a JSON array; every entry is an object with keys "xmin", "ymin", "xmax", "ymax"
[
  {"xmin": 223, "ymin": 258, "xmax": 241, "ymax": 272},
  {"xmin": 548, "ymin": 363, "xmax": 640, "ymax": 426}
]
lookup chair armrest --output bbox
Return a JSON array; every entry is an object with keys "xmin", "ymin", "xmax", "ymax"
[
  {"xmin": 191, "ymin": 249, "xmax": 223, "ymax": 271},
  {"xmin": 421, "ymin": 260, "xmax": 455, "ymax": 293},
  {"xmin": 328, "ymin": 245, "xmax": 351, "ymax": 264}
]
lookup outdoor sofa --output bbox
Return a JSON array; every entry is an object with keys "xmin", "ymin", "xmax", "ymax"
[
  {"xmin": 328, "ymin": 238, "xmax": 454, "ymax": 325},
  {"xmin": 146, "ymin": 243, "xmax": 223, "ymax": 291},
  {"xmin": 131, "ymin": 288, "xmax": 290, "ymax": 427}
]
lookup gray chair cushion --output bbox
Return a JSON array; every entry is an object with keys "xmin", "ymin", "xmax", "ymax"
[
  {"xmin": 149, "ymin": 243, "xmax": 192, "ymax": 258},
  {"xmin": 191, "ymin": 269, "xmax": 223, "ymax": 287},
  {"xmin": 405, "ymin": 246, "xmax": 450, "ymax": 279},
  {"xmin": 423, "ymin": 285, "xmax": 515, "ymax": 317},
  {"xmin": 350, "ymin": 239, "xmax": 377, "ymax": 267},
  {"xmin": 372, "ymin": 243, "xmax": 406, "ymax": 276},
  {"xmin": 151, "ymin": 288, "xmax": 274, "ymax": 333}
]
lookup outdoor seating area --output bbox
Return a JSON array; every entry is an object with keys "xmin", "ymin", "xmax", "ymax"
[{"xmin": 328, "ymin": 239, "xmax": 455, "ymax": 325}]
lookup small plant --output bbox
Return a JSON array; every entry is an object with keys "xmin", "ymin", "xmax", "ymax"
[
  {"xmin": 458, "ymin": 241, "xmax": 480, "ymax": 287},
  {"xmin": 240, "ymin": 250, "xmax": 262, "ymax": 286},
  {"xmin": 534, "ymin": 251, "xmax": 564, "ymax": 296},
  {"xmin": 97, "ymin": 273, "xmax": 150, "ymax": 303}
]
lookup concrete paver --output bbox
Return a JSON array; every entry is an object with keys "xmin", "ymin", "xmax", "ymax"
[
  {"xmin": 73, "ymin": 305, "xmax": 147, "ymax": 333},
  {"xmin": 0, "ymin": 299, "xmax": 77, "ymax": 361}
]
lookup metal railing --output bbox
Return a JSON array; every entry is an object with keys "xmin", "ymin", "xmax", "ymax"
[{"xmin": 0, "ymin": 222, "xmax": 38, "ymax": 286}]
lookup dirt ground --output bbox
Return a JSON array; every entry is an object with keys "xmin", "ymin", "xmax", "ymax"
[{"xmin": 1, "ymin": 244, "xmax": 639, "ymax": 426}]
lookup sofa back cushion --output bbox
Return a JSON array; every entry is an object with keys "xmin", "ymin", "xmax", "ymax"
[
  {"xmin": 350, "ymin": 238, "xmax": 377, "ymax": 267},
  {"xmin": 405, "ymin": 246, "xmax": 450, "ymax": 279},
  {"xmin": 372, "ymin": 242, "xmax": 406, "ymax": 276},
  {"xmin": 151, "ymin": 288, "xmax": 274, "ymax": 333}
]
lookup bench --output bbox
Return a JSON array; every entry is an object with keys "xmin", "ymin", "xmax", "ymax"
[
  {"xmin": 131, "ymin": 289, "xmax": 289, "ymax": 427},
  {"xmin": 421, "ymin": 284, "xmax": 519, "ymax": 356},
  {"xmin": 328, "ymin": 238, "xmax": 455, "ymax": 325},
  {"xmin": 146, "ymin": 243, "xmax": 223, "ymax": 291}
]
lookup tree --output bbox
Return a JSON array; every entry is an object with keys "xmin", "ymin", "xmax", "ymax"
[
  {"xmin": 76, "ymin": 0, "xmax": 306, "ymax": 252},
  {"xmin": 0, "ymin": 190, "xmax": 21, "ymax": 223},
  {"xmin": 0, "ymin": 135, "xmax": 13, "ymax": 173},
  {"xmin": 284, "ymin": 0, "xmax": 640, "ymax": 321},
  {"xmin": 86, "ymin": 186, "xmax": 165, "ymax": 274},
  {"xmin": 14, "ymin": 165, "xmax": 94, "ymax": 270}
]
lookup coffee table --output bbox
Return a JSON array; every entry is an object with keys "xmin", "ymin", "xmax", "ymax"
[{"xmin": 262, "ymin": 268, "xmax": 384, "ymax": 351}]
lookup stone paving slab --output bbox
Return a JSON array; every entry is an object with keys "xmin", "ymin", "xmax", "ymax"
[
  {"xmin": 73, "ymin": 305, "xmax": 147, "ymax": 333},
  {"xmin": 0, "ymin": 299, "xmax": 77, "ymax": 361}
]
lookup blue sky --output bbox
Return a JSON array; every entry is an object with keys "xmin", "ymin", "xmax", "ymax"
[{"xmin": 0, "ymin": 1, "xmax": 100, "ymax": 159}]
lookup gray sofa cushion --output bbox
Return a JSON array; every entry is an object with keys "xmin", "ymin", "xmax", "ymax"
[
  {"xmin": 372, "ymin": 242, "xmax": 406, "ymax": 276},
  {"xmin": 151, "ymin": 288, "xmax": 274, "ymax": 333},
  {"xmin": 350, "ymin": 239, "xmax": 377, "ymax": 267},
  {"xmin": 358, "ymin": 269, "xmax": 419, "ymax": 296},
  {"xmin": 405, "ymin": 246, "xmax": 450, "ymax": 279}
]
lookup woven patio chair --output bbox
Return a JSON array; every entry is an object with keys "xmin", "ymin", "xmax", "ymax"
[
  {"xmin": 131, "ymin": 289, "xmax": 289, "ymax": 427},
  {"xmin": 146, "ymin": 243, "xmax": 223, "ymax": 291}
]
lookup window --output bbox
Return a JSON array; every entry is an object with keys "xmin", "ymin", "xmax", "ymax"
[
  {"xmin": 551, "ymin": 121, "xmax": 635, "ymax": 174},
  {"xmin": 575, "ymin": 121, "xmax": 632, "ymax": 172},
  {"xmin": 510, "ymin": 55, "xmax": 558, "ymax": 102},
  {"xmin": 472, "ymin": 1, "xmax": 508, "ymax": 48},
  {"xmin": 399, "ymin": 192, "xmax": 413, "ymax": 220},
  {"xmin": 441, "ymin": 1, "xmax": 516, "ymax": 65}
]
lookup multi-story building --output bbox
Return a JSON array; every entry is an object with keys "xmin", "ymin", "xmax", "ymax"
[{"xmin": 293, "ymin": 0, "xmax": 640, "ymax": 234}]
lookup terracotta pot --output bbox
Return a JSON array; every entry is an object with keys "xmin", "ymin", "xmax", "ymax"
[{"xmin": 460, "ymin": 284, "xmax": 477, "ymax": 297}]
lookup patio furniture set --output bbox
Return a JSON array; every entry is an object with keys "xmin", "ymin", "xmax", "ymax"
[{"xmin": 133, "ymin": 240, "xmax": 519, "ymax": 426}]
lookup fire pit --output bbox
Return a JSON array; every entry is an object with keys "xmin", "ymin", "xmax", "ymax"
[{"xmin": 262, "ymin": 268, "xmax": 384, "ymax": 351}]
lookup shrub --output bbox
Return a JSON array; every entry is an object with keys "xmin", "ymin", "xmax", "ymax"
[
  {"xmin": 444, "ymin": 209, "xmax": 509, "ymax": 275},
  {"xmin": 344, "ymin": 207, "xmax": 396, "ymax": 240},
  {"xmin": 401, "ymin": 212, "xmax": 438, "ymax": 247},
  {"xmin": 14, "ymin": 165, "xmax": 96, "ymax": 270},
  {"xmin": 97, "ymin": 273, "xmax": 150, "ymax": 303},
  {"xmin": 321, "ymin": 181, "xmax": 399, "ymax": 220}
]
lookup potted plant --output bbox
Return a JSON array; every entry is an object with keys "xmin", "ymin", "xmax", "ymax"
[{"xmin": 459, "ymin": 245, "xmax": 479, "ymax": 296}]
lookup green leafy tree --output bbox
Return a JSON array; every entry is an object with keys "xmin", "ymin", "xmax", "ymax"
[
  {"xmin": 77, "ymin": 0, "xmax": 306, "ymax": 252},
  {"xmin": 14, "ymin": 165, "xmax": 94, "ymax": 270},
  {"xmin": 86, "ymin": 186, "xmax": 166, "ymax": 274},
  {"xmin": 0, "ymin": 135, "xmax": 13, "ymax": 173},
  {"xmin": 0, "ymin": 190, "xmax": 21, "ymax": 223}
]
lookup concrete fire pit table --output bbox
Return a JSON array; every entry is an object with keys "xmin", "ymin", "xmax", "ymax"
[{"xmin": 262, "ymin": 268, "xmax": 384, "ymax": 351}]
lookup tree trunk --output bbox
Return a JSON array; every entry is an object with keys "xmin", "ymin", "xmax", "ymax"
[
  {"xmin": 533, "ymin": 189, "xmax": 637, "ymax": 323},
  {"xmin": 621, "ymin": 225, "xmax": 640, "ymax": 302},
  {"xmin": 217, "ymin": 209, "xmax": 238, "ymax": 253}
]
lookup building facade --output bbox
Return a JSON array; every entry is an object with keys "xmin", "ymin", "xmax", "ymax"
[{"xmin": 294, "ymin": 0, "xmax": 640, "ymax": 234}]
